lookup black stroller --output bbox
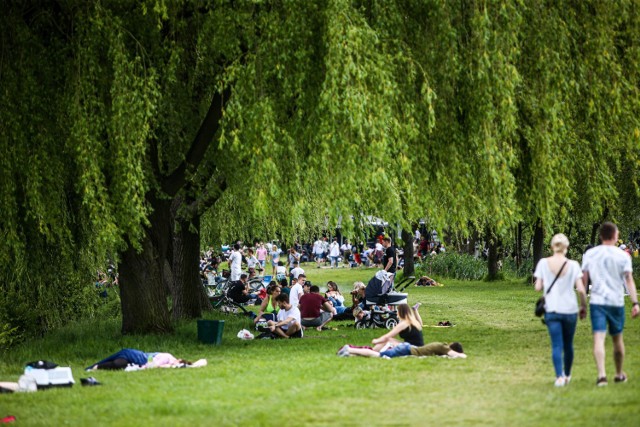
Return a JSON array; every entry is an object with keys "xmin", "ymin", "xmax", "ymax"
[{"xmin": 354, "ymin": 272, "xmax": 413, "ymax": 330}]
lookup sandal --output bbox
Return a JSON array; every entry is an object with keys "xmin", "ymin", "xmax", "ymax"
[
  {"xmin": 80, "ymin": 377, "xmax": 102, "ymax": 387},
  {"xmin": 596, "ymin": 377, "xmax": 608, "ymax": 387},
  {"xmin": 614, "ymin": 374, "xmax": 628, "ymax": 383}
]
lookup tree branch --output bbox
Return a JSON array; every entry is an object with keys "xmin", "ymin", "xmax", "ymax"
[{"xmin": 162, "ymin": 87, "xmax": 231, "ymax": 196}]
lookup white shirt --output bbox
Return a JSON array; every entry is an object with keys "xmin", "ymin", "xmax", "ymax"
[
  {"xmin": 228, "ymin": 250, "xmax": 242, "ymax": 272},
  {"xmin": 341, "ymin": 243, "xmax": 350, "ymax": 252},
  {"xmin": 289, "ymin": 283, "xmax": 304, "ymax": 308},
  {"xmin": 313, "ymin": 240, "xmax": 324, "ymax": 254},
  {"xmin": 290, "ymin": 267, "xmax": 305, "ymax": 279},
  {"xmin": 375, "ymin": 242, "xmax": 383, "ymax": 252},
  {"xmin": 276, "ymin": 265, "xmax": 286, "ymax": 275},
  {"xmin": 277, "ymin": 306, "xmax": 301, "ymax": 330},
  {"xmin": 329, "ymin": 242, "xmax": 340, "ymax": 257},
  {"xmin": 246, "ymin": 256, "xmax": 260, "ymax": 269},
  {"xmin": 582, "ymin": 245, "xmax": 632, "ymax": 307},
  {"xmin": 534, "ymin": 259, "xmax": 583, "ymax": 314}
]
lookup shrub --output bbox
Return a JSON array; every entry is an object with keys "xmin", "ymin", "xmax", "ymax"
[
  {"xmin": 416, "ymin": 253, "xmax": 535, "ymax": 281},
  {"xmin": 417, "ymin": 253, "xmax": 487, "ymax": 280}
]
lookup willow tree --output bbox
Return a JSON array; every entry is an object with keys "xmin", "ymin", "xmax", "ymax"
[
  {"xmin": 3, "ymin": 0, "xmax": 438, "ymax": 335},
  {"xmin": 513, "ymin": 0, "xmax": 640, "ymax": 266}
]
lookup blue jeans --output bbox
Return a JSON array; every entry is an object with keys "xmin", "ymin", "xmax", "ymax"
[
  {"xmin": 544, "ymin": 312, "xmax": 577, "ymax": 378},
  {"xmin": 380, "ymin": 342, "xmax": 413, "ymax": 358}
]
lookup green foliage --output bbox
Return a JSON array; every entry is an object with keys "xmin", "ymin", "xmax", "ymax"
[
  {"xmin": 417, "ymin": 253, "xmax": 534, "ymax": 282},
  {"xmin": 3, "ymin": 0, "xmax": 640, "ymax": 338},
  {"xmin": 417, "ymin": 253, "xmax": 488, "ymax": 281}
]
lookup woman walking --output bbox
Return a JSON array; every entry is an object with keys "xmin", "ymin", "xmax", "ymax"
[{"xmin": 534, "ymin": 234, "xmax": 587, "ymax": 387}]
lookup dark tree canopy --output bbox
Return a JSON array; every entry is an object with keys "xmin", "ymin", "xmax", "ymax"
[{"xmin": 1, "ymin": 0, "xmax": 639, "ymax": 340}]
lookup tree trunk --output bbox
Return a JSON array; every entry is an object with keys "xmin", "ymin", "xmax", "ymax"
[
  {"xmin": 401, "ymin": 228, "xmax": 415, "ymax": 277},
  {"xmin": 486, "ymin": 228, "xmax": 500, "ymax": 281},
  {"xmin": 468, "ymin": 226, "xmax": 479, "ymax": 256},
  {"xmin": 171, "ymin": 213, "xmax": 211, "ymax": 320},
  {"xmin": 119, "ymin": 197, "xmax": 173, "ymax": 334},
  {"xmin": 532, "ymin": 219, "xmax": 544, "ymax": 281},
  {"xmin": 590, "ymin": 222, "xmax": 599, "ymax": 246}
]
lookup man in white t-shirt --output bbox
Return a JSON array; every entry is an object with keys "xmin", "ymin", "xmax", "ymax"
[
  {"xmin": 267, "ymin": 293, "xmax": 302, "ymax": 338},
  {"xmin": 290, "ymin": 262, "xmax": 305, "ymax": 282},
  {"xmin": 289, "ymin": 274, "xmax": 306, "ymax": 309},
  {"xmin": 582, "ymin": 222, "xmax": 639, "ymax": 386},
  {"xmin": 313, "ymin": 238, "xmax": 325, "ymax": 267},
  {"xmin": 228, "ymin": 243, "xmax": 243, "ymax": 281},
  {"xmin": 329, "ymin": 238, "xmax": 340, "ymax": 268},
  {"xmin": 341, "ymin": 240, "xmax": 352, "ymax": 268}
]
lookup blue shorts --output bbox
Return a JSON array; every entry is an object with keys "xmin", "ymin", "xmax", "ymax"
[
  {"xmin": 379, "ymin": 342, "xmax": 413, "ymax": 358},
  {"xmin": 590, "ymin": 304, "xmax": 625, "ymax": 336}
]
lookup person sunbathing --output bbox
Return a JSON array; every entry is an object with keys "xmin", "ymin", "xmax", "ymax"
[
  {"xmin": 86, "ymin": 348, "xmax": 206, "ymax": 370},
  {"xmin": 337, "ymin": 341, "xmax": 467, "ymax": 359}
]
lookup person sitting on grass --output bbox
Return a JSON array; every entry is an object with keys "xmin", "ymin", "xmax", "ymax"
[
  {"xmin": 227, "ymin": 274, "xmax": 252, "ymax": 304},
  {"xmin": 350, "ymin": 281, "xmax": 366, "ymax": 310},
  {"xmin": 325, "ymin": 281, "xmax": 347, "ymax": 314},
  {"xmin": 370, "ymin": 303, "xmax": 424, "ymax": 351},
  {"xmin": 337, "ymin": 341, "xmax": 467, "ymax": 359},
  {"xmin": 86, "ymin": 349, "xmax": 206, "ymax": 370},
  {"xmin": 254, "ymin": 283, "xmax": 281, "ymax": 324},
  {"xmin": 275, "ymin": 261, "xmax": 287, "ymax": 282},
  {"xmin": 299, "ymin": 285, "xmax": 336, "ymax": 331},
  {"xmin": 266, "ymin": 293, "xmax": 303, "ymax": 338},
  {"xmin": 289, "ymin": 261, "xmax": 305, "ymax": 286}
]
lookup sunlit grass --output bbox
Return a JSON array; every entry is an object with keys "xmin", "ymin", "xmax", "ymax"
[{"xmin": 1, "ymin": 265, "xmax": 638, "ymax": 426}]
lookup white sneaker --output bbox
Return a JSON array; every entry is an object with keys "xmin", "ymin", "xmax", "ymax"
[
  {"xmin": 337, "ymin": 345, "xmax": 350, "ymax": 357},
  {"xmin": 554, "ymin": 377, "xmax": 566, "ymax": 387},
  {"xmin": 565, "ymin": 376, "xmax": 571, "ymax": 385}
]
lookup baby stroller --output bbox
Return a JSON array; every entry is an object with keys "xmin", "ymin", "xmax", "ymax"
[{"xmin": 354, "ymin": 272, "xmax": 412, "ymax": 330}]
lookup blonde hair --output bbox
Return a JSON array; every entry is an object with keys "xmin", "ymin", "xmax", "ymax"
[
  {"xmin": 353, "ymin": 281, "xmax": 365, "ymax": 291},
  {"xmin": 397, "ymin": 304, "xmax": 422, "ymax": 331},
  {"xmin": 550, "ymin": 233, "xmax": 569, "ymax": 254}
]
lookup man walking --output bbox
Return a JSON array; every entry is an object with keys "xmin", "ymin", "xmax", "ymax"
[{"xmin": 582, "ymin": 222, "xmax": 639, "ymax": 386}]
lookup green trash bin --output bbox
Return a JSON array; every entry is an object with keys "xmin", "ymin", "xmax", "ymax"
[{"xmin": 197, "ymin": 319, "xmax": 224, "ymax": 345}]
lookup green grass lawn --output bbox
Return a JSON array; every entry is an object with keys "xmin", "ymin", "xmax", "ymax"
[{"xmin": 1, "ymin": 264, "xmax": 639, "ymax": 426}]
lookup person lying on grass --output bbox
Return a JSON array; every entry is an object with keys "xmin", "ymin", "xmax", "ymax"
[
  {"xmin": 86, "ymin": 349, "xmax": 206, "ymax": 371},
  {"xmin": 337, "ymin": 341, "xmax": 467, "ymax": 359}
]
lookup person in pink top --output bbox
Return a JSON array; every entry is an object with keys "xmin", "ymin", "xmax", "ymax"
[{"xmin": 256, "ymin": 243, "xmax": 268, "ymax": 269}]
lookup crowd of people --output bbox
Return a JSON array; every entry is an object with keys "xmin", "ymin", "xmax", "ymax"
[{"xmin": 194, "ymin": 222, "xmax": 640, "ymax": 387}]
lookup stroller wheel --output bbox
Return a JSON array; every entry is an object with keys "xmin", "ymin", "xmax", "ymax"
[
  {"xmin": 355, "ymin": 320, "xmax": 368, "ymax": 330},
  {"xmin": 384, "ymin": 317, "xmax": 398, "ymax": 330}
]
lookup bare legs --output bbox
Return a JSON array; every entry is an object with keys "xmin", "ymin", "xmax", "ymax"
[{"xmin": 593, "ymin": 332, "xmax": 626, "ymax": 380}]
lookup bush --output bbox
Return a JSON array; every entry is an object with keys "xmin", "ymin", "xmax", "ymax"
[
  {"xmin": 633, "ymin": 256, "xmax": 640, "ymax": 280},
  {"xmin": 417, "ymin": 253, "xmax": 487, "ymax": 280},
  {"xmin": 502, "ymin": 257, "xmax": 534, "ymax": 279},
  {"xmin": 416, "ymin": 253, "xmax": 534, "ymax": 281}
]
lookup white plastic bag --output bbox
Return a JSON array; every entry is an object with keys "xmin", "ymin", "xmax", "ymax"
[{"xmin": 236, "ymin": 329, "xmax": 254, "ymax": 340}]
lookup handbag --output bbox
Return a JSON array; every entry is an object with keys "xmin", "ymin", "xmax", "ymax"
[{"xmin": 534, "ymin": 261, "xmax": 567, "ymax": 317}]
